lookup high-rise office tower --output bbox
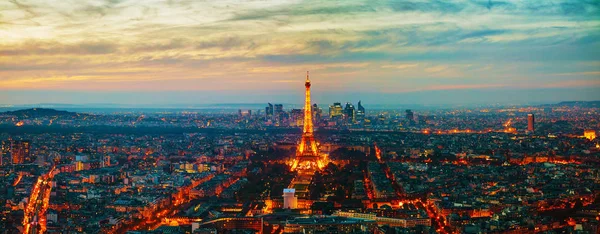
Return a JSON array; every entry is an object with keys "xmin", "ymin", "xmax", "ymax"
[
  {"xmin": 274, "ymin": 104, "xmax": 283, "ymax": 115},
  {"xmin": 527, "ymin": 114, "xmax": 535, "ymax": 132},
  {"xmin": 274, "ymin": 104, "xmax": 284, "ymax": 124},
  {"xmin": 329, "ymin": 102, "xmax": 343, "ymax": 118},
  {"xmin": 266, "ymin": 103, "xmax": 274, "ymax": 118},
  {"xmin": 11, "ymin": 140, "xmax": 31, "ymax": 164},
  {"xmin": 344, "ymin": 102, "xmax": 355, "ymax": 122},
  {"xmin": 356, "ymin": 101, "xmax": 365, "ymax": 119}
]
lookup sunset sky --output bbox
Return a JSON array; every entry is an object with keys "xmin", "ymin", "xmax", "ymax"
[{"xmin": 1, "ymin": 0, "xmax": 599, "ymax": 105}]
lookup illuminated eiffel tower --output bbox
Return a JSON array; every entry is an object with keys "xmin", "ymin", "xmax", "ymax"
[{"xmin": 291, "ymin": 71, "xmax": 324, "ymax": 174}]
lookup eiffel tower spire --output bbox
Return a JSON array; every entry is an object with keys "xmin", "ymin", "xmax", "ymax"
[
  {"xmin": 292, "ymin": 71, "xmax": 323, "ymax": 173},
  {"xmin": 302, "ymin": 71, "xmax": 313, "ymax": 136}
]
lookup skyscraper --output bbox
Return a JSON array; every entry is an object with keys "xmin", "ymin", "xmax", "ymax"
[
  {"xmin": 11, "ymin": 140, "xmax": 30, "ymax": 164},
  {"xmin": 344, "ymin": 102, "xmax": 355, "ymax": 123},
  {"xmin": 266, "ymin": 103, "xmax": 274, "ymax": 118},
  {"xmin": 274, "ymin": 104, "xmax": 283, "ymax": 114},
  {"xmin": 356, "ymin": 101, "xmax": 365, "ymax": 120},
  {"xmin": 527, "ymin": 114, "xmax": 535, "ymax": 132},
  {"xmin": 329, "ymin": 102, "xmax": 343, "ymax": 119}
]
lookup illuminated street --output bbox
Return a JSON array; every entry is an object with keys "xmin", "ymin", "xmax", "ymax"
[{"xmin": 23, "ymin": 167, "xmax": 55, "ymax": 234}]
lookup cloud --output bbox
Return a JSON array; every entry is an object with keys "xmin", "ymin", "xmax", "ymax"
[
  {"xmin": 0, "ymin": 0, "xmax": 598, "ymax": 104},
  {"xmin": 543, "ymin": 79, "xmax": 600, "ymax": 88},
  {"xmin": 385, "ymin": 0, "xmax": 600, "ymax": 16},
  {"xmin": 549, "ymin": 71, "xmax": 600, "ymax": 76},
  {"xmin": 128, "ymin": 38, "xmax": 189, "ymax": 53},
  {"xmin": 425, "ymin": 83, "xmax": 506, "ymax": 91},
  {"xmin": 8, "ymin": 0, "xmax": 38, "ymax": 17},
  {"xmin": 388, "ymin": 0, "xmax": 467, "ymax": 13},
  {"xmin": 196, "ymin": 36, "xmax": 248, "ymax": 50},
  {"xmin": 229, "ymin": 2, "xmax": 375, "ymax": 22},
  {"xmin": 0, "ymin": 40, "xmax": 119, "ymax": 56},
  {"xmin": 380, "ymin": 63, "xmax": 419, "ymax": 69}
]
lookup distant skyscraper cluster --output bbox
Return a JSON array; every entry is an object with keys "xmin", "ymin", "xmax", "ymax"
[
  {"xmin": 326, "ymin": 101, "xmax": 365, "ymax": 125},
  {"xmin": 264, "ymin": 103, "xmax": 287, "ymax": 125},
  {"xmin": 262, "ymin": 100, "xmax": 366, "ymax": 128}
]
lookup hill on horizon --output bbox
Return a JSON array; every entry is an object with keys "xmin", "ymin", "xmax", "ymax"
[{"xmin": 0, "ymin": 108, "xmax": 83, "ymax": 118}]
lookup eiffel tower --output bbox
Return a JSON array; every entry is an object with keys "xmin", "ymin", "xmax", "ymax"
[{"xmin": 292, "ymin": 71, "xmax": 323, "ymax": 174}]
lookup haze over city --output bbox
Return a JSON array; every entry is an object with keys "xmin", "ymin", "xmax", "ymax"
[{"xmin": 1, "ymin": 0, "xmax": 599, "ymax": 105}]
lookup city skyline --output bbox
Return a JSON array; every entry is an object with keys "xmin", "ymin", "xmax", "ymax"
[
  {"xmin": 2, "ymin": 87, "xmax": 599, "ymax": 233},
  {"xmin": 1, "ymin": 0, "xmax": 600, "ymax": 105}
]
